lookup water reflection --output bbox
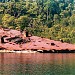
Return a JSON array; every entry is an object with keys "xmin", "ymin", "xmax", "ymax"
[
  {"xmin": 0, "ymin": 53, "xmax": 75, "ymax": 75},
  {"xmin": 0, "ymin": 53, "xmax": 4, "ymax": 75}
]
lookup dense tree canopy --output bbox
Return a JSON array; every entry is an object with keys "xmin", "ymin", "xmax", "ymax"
[{"xmin": 0, "ymin": 0, "xmax": 75, "ymax": 43}]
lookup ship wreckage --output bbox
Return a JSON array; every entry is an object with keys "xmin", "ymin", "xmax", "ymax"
[{"xmin": 0, "ymin": 27, "xmax": 75, "ymax": 53}]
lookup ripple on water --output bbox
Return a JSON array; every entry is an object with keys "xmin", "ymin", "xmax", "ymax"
[{"xmin": 0, "ymin": 53, "xmax": 75, "ymax": 75}]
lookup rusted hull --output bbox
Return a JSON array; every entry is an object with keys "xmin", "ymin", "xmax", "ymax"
[{"xmin": 0, "ymin": 28, "xmax": 75, "ymax": 53}]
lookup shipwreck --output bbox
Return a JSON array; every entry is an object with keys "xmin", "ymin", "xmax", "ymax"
[{"xmin": 0, "ymin": 27, "xmax": 75, "ymax": 53}]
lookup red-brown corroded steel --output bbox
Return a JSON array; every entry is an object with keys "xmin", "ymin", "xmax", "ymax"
[{"xmin": 0, "ymin": 28, "xmax": 75, "ymax": 51}]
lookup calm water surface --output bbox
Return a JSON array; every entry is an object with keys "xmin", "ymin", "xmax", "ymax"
[{"xmin": 0, "ymin": 53, "xmax": 75, "ymax": 75}]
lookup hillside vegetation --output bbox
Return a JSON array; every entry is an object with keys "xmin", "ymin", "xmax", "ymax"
[{"xmin": 0, "ymin": 0, "xmax": 75, "ymax": 43}]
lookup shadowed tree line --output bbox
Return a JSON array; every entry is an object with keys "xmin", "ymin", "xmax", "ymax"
[{"xmin": 0, "ymin": 0, "xmax": 75, "ymax": 43}]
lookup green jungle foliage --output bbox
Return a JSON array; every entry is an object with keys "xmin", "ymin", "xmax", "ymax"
[{"xmin": 0, "ymin": 0, "xmax": 75, "ymax": 43}]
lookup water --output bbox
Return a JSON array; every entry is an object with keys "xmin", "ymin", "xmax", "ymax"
[{"xmin": 0, "ymin": 53, "xmax": 75, "ymax": 75}]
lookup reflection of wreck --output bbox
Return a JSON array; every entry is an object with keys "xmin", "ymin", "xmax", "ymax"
[{"xmin": 0, "ymin": 27, "xmax": 75, "ymax": 53}]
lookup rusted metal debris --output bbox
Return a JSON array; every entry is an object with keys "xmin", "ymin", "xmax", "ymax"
[{"xmin": 0, "ymin": 28, "xmax": 75, "ymax": 53}]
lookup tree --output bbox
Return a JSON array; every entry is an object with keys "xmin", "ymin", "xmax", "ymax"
[
  {"xmin": 53, "ymin": 14, "xmax": 60, "ymax": 25},
  {"xmin": 2, "ymin": 14, "xmax": 15, "ymax": 28},
  {"xmin": 69, "ymin": 14, "xmax": 75, "ymax": 26},
  {"xmin": 15, "ymin": 16, "xmax": 30, "ymax": 30}
]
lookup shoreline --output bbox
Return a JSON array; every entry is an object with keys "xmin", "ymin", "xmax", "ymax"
[
  {"xmin": 0, "ymin": 50, "xmax": 37, "ymax": 53},
  {"xmin": 0, "ymin": 49, "xmax": 75, "ymax": 53}
]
